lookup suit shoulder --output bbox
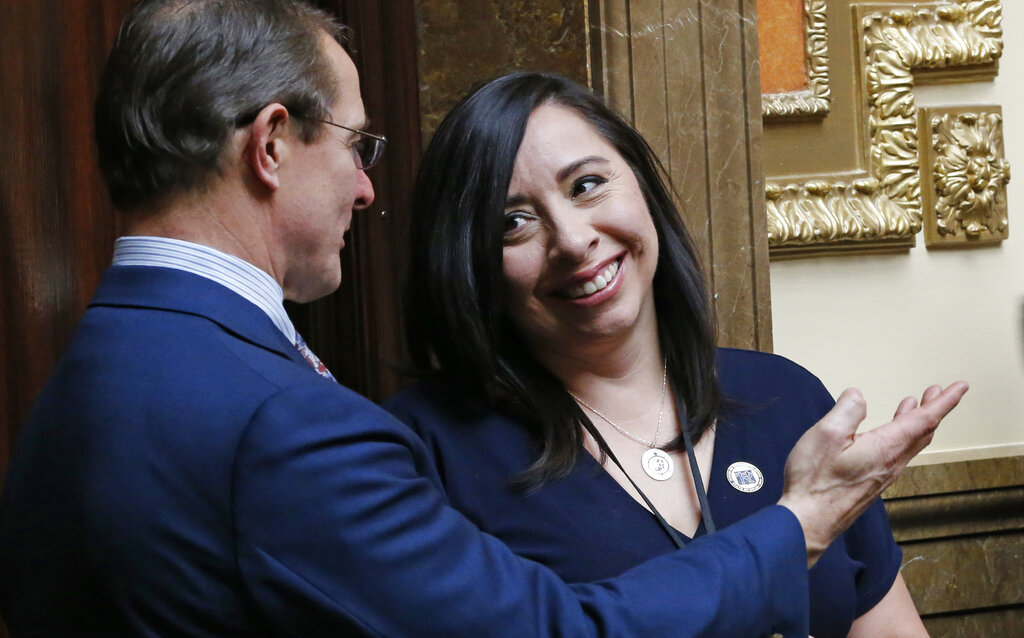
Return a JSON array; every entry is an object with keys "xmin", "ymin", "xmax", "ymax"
[{"xmin": 253, "ymin": 381, "xmax": 408, "ymax": 437}]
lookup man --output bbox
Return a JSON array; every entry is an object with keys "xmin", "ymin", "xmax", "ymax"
[{"xmin": 0, "ymin": 1, "xmax": 966, "ymax": 636}]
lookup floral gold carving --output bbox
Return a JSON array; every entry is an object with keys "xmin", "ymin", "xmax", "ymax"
[
  {"xmin": 768, "ymin": 0, "xmax": 1004, "ymax": 254},
  {"xmin": 920, "ymin": 106, "xmax": 1010, "ymax": 246},
  {"xmin": 762, "ymin": 0, "xmax": 831, "ymax": 119}
]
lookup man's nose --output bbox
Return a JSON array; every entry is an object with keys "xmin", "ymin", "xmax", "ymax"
[{"xmin": 353, "ymin": 167, "xmax": 375, "ymax": 210}]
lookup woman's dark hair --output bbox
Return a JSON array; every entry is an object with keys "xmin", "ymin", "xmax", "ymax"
[
  {"xmin": 406, "ymin": 72, "xmax": 721, "ymax": 488},
  {"xmin": 95, "ymin": 0, "xmax": 348, "ymax": 212}
]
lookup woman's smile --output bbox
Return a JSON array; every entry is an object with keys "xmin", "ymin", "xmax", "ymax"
[
  {"xmin": 558, "ymin": 255, "xmax": 623, "ymax": 300},
  {"xmin": 501, "ymin": 104, "xmax": 659, "ymax": 350}
]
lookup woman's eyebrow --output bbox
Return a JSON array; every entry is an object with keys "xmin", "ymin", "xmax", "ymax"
[
  {"xmin": 505, "ymin": 193, "xmax": 529, "ymax": 209},
  {"xmin": 557, "ymin": 156, "xmax": 609, "ymax": 182},
  {"xmin": 505, "ymin": 156, "xmax": 612, "ymax": 207}
]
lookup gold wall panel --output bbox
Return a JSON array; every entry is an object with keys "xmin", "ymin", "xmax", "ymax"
[
  {"xmin": 761, "ymin": 0, "xmax": 831, "ymax": 119},
  {"xmin": 919, "ymin": 105, "xmax": 1010, "ymax": 247},
  {"xmin": 766, "ymin": 0, "xmax": 1004, "ymax": 256}
]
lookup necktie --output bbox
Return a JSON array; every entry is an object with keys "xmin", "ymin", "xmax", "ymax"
[{"xmin": 294, "ymin": 332, "xmax": 337, "ymax": 382}]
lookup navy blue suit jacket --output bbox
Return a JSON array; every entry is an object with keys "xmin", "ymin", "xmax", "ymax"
[{"xmin": 1, "ymin": 265, "xmax": 811, "ymax": 636}]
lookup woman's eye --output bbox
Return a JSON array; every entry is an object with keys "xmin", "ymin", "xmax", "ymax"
[
  {"xmin": 503, "ymin": 212, "xmax": 533, "ymax": 234},
  {"xmin": 571, "ymin": 175, "xmax": 606, "ymax": 198}
]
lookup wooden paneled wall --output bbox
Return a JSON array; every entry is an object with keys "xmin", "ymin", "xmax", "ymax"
[
  {"xmin": 591, "ymin": 0, "xmax": 773, "ymax": 351},
  {"xmin": 0, "ymin": 0, "xmax": 136, "ymax": 482},
  {"xmin": 415, "ymin": 0, "xmax": 590, "ymax": 139},
  {"xmin": 297, "ymin": 0, "xmax": 421, "ymax": 402},
  {"xmin": 0, "ymin": 0, "xmax": 421, "ymax": 497},
  {"xmin": 885, "ymin": 456, "xmax": 1024, "ymax": 635},
  {"xmin": 414, "ymin": 0, "xmax": 770, "ymax": 351}
]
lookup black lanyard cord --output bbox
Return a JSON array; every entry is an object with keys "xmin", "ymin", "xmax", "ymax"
[
  {"xmin": 572, "ymin": 392, "xmax": 716, "ymax": 550},
  {"xmin": 675, "ymin": 391, "xmax": 716, "ymax": 534}
]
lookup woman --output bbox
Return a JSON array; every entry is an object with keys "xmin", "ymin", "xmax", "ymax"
[{"xmin": 386, "ymin": 72, "xmax": 927, "ymax": 637}]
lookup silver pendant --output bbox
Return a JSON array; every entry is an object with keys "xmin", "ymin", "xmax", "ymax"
[
  {"xmin": 642, "ymin": 448, "xmax": 674, "ymax": 481},
  {"xmin": 725, "ymin": 461, "xmax": 764, "ymax": 493}
]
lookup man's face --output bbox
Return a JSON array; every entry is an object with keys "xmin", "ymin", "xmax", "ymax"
[{"xmin": 275, "ymin": 36, "xmax": 375, "ymax": 303}]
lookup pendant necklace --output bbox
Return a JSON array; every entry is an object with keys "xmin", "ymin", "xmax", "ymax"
[{"xmin": 569, "ymin": 359, "xmax": 675, "ymax": 481}]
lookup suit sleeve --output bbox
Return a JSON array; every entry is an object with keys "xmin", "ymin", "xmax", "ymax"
[{"xmin": 232, "ymin": 384, "xmax": 810, "ymax": 637}]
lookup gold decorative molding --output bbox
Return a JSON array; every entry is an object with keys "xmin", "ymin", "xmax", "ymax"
[
  {"xmin": 762, "ymin": 0, "xmax": 831, "ymax": 119},
  {"xmin": 766, "ymin": 176, "xmax": 918, "ymax": 250},
  {"xmin": 768, "ymin": 0, "xmax": 1003, "ymax": 255},
  {"xmin": 920, "ymin": 105, "xmax": 1010, "ymax": 246}
]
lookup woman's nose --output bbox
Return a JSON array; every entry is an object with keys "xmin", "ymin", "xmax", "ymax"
[{"xmin": 548, "ymin": 207, "xmax": 598, "ymax": 263}]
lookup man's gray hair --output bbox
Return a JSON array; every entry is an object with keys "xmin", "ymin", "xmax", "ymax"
[{"xmin": 95, "ymin": 0, "xmax": 349, "ymax": 211}]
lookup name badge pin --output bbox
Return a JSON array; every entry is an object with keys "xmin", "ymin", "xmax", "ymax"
[{"xmin": 726, "ymin": 461, "xmax": 764, "ymax": 493}]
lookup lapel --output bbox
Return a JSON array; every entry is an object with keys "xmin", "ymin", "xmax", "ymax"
[{"xmin": 89, "ymin": 265, "xmax": 310, "ymax": 368}]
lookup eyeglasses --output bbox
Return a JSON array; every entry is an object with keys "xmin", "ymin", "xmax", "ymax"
[{"xmin": 318, "ymin": 120, "xmax": 387, "ymax": 170}]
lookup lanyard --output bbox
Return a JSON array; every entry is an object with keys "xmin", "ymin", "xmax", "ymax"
[{"xmin": 573, "ymin": 391, "xmax": 716, "ymax": 549}]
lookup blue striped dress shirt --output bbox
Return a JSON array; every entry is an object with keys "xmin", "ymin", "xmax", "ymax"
[{"xmin": 112, "ymin": 236, "xmax": 297, "ymax": 345}]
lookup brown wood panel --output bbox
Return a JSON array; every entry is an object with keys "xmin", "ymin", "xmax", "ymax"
[
  {"xmin": 888, "ymin": 486, "xmax": 1024, "ymax": 542},
  {"xmin": 590, "ymin": 0, "xmax": 635, "ymax": 118},
  {"xmin": 742, "ymin": 0, "xmax": 772, "ymax": 351},
  {"xmin": 901, "ymin": 532, "xmax": 1024, "ymax": 616},
  {"xmin": 628, "ymin": 0, "xmax": 672, "ymax": 178},
  {"xmin": 662, "ymin": 0, "xmax": 713, "ymax": 264},
  {"xmin": 702, "ymin": 0, "xmax": 767, "ymax": 350},
  {"xmin": 415, "ymin": 0, "xmax": 589, "ymax": 141},
  {"xmin": 0, "ymin": 0, "xmax": 134, "ymax": 480},
  {"xmin": 297, "ymin": 0, "xmax": 422, "ymax": 401},
  {"xmin": 886, "ymin": 455, "xmax": 1024, "ymax": 499},
  {"xmin": 592, "ymin": 0, "xmax": 771, "ymax": 351},
  {"xmin": 922, "ymin": 605, "xmax": 1024, "ymax": 638},
  {"xmin": 0, "ymin": 0, "xmax": 423, "ymax": 478},
  {"xmin": 884, "ymin": 456, "xmax": 1024, "ymax": 630}
]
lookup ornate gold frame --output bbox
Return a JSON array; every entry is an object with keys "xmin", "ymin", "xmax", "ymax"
[
  {"xmin": 762, "ymin": 0, "xmax": 831, "ymax": 119},
  {"xmin": 767, "ymin": 0, "xmax": 1003, "ymax": 256}
]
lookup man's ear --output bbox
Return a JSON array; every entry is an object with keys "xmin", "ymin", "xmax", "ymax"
[{"xmin": 244, "ymin": 103, "xmax": 291, "ymax": 191}]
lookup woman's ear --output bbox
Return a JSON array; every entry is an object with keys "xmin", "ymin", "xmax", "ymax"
[{"xmin": 243, "ymin": 103, "xmax": 291, "ymax": 191}]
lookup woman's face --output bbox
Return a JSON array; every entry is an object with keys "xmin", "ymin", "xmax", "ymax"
[{"xmin": 501, "ymin": 103, "xmax": 659, "ymax": 355}]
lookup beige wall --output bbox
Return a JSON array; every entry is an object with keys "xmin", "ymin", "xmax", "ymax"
[{"xmin": 770, "ymin": 2, "xmax": 1024, "ymax": 464}]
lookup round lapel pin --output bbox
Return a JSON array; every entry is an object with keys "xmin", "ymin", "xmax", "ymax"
[{"xmin": 726, "ymin": 461, "xmax": 764, "ymax": 493}]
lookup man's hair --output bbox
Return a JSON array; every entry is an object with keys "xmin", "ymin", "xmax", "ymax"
[
  {"xmin": 94, "ymin": 0, "xmax": 348, "ymax": 212},
  {"xmin": 405, "ymin": 72, "xmax": 722, "ymax": 488}
]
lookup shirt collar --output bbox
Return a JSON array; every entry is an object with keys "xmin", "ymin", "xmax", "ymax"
[{"xmin": 112, "ymin": 236, "xmax": 297, "ymax": 344}]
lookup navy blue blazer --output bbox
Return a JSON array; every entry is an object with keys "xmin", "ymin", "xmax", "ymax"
[{"xmin": 2, "ymin": 265, "xmax": 811, "ymax": 637}]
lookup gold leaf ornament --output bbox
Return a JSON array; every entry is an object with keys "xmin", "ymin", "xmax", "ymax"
[{"xmin": 929, "ymin": 110, "xmax": 1010, "ymax": 240}]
